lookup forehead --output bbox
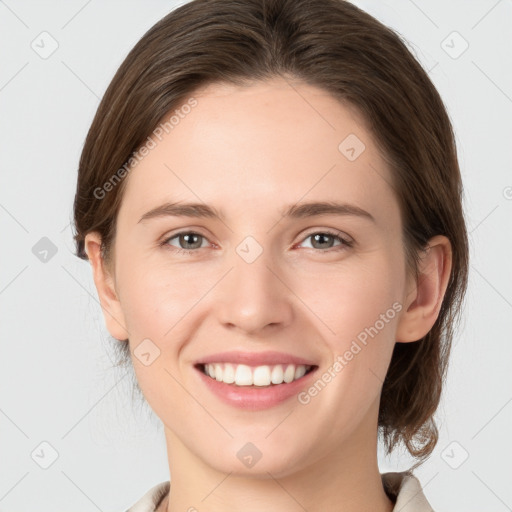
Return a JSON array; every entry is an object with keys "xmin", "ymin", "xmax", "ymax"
[{"xmin": 118, "ymin": 77, "xmax": 397, "ymax": 225}]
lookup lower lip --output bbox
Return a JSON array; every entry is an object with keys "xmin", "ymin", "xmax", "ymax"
[{"xmin": 195, "ymin": 365, "xmax": 318, "ymax": 410}]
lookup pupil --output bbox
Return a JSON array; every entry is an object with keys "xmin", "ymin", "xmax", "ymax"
[
  {"xmin": 182, "ymin": 233, "xmax": 200, "ymax": 249},
  {"xmin": 314, "ymin": 233, "xmax": 332, "ymax": 248}
]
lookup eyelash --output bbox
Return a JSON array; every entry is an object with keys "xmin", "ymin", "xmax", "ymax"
[{"xmin": 160, "ymin": 229, "xmax": 354, "ymax": 256}]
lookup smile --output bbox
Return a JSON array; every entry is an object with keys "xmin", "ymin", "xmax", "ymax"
[{"xmin": 200, "ymin": 363, "xmax": 315, "ymax": 386}]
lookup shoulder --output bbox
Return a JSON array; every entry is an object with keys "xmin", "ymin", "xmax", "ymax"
[
  {"xmin": 124, "ymin": 481, "xmax": 170, "ymax": 512},
  {"xmin": 124, "ymin": 474, "xmax": 433, "ymax": 512},
  {"xmin": 381, "ymin": 471, "xmax": 435, "ymax": 512}
]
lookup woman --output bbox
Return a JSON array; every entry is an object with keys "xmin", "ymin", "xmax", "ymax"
[{"xmin": 72, "ymin": 0, "xmax": 468, "ymax": 510}]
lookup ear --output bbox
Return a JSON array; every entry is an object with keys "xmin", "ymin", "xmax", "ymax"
[
  {"xmin": 84, "ymin": 232, "xmax": 129, "ymax": 341},
  {"xmin": 396, "ymin": 235, "xmax": 453, "ymax": 343}
]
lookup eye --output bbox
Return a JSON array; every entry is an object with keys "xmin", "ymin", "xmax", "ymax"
[
  {"xmin": 161, "ymin": 231, "xmax": 210, "ymax": 255},
  {"xmin": 297, "ymin": 230, "xmax": 353, "ymax": 252},
  {"xmin": 160, "ymin": 229, "xmax": 353, "ymax": 256}
]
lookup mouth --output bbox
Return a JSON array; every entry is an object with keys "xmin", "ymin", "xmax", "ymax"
[
  {"xmin": 195, "ymin": 362, "xmax": 318, "ymax": 387},
  {"xmin": 193, "ymin": 357, "xmax": 320, "ymax": 410}
]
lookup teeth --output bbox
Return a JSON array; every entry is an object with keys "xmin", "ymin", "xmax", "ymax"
[
  {"xmin": 271, "ymin": 365, "xmax": 284, "ymax": 384},
  {"xmin": 294, "ymin": 365, "xmax": 306, "ymax": 380},
  {"xmin": 203, "ymin": 363, "xmax": 312, "ymax": 386},
  {"xmin": 234, "ymin": 364, "xmax": 252, "ymax": 385},
  {"xmin": 283, "ymin": 364, "xmax": 295, "ymax": 383},
  {"xmin": 214, "ymin": 363, "xmax": 223, "ymax": 382},
  {"xmin": 253, "ymin": 365, "xmax": 271, "ymax": 386},
  {"xmin": 222, "ymin": 363, "xmax": 235, "ymax": 384}
]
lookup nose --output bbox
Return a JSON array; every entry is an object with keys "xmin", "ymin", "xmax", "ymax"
[{"xmin": 215, "ymin": 245, "xmax": 294, "ymax": 336}]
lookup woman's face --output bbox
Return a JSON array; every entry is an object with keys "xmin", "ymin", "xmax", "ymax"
[{"xmin": 93, "ymin": 77, "xmax": 417, "ymax": 477}]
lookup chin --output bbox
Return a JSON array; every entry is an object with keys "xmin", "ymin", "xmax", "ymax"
[{"xmin": 200, "ymin": 440, "xmax": 309, "ymax": 479}]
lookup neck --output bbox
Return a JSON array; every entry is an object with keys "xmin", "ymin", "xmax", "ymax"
[{"xmin": 161, "ymin": 409, "xmax": 395, "ymax": 512}]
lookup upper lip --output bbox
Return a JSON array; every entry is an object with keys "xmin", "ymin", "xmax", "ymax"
[{"xmin": 196, "ymin": 351, "xmax": 317, "ymax": 367}]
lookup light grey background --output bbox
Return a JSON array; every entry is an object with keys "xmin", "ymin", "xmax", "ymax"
[{"xmin": 1, "ymin": 1, "xmax": 511, "ymax": 510}]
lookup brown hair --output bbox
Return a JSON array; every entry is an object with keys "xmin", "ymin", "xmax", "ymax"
[{"xmin": 72, "ymin": 0, "xmax": 469, "ymax": 467}]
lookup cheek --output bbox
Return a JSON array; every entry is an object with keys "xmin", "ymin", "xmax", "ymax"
[
  {"xmin": 296, "ymin": 266, "xmax": 401, "ymax": 425},
  {"xmin": 117, "ymin": 257, "xmax": 205, "ymax": 337},
  {"xmin": 118, "ymin": 262, "xmax": 200, "ymax": 403},
  {"xmin": 293, "ymin": 256, "xmax": 402, "ymax": 405},
  {"xmin": 118, "ymin": 247, "xmax": 404, "ymax": 345},
  {"xmin": 292, "ymin": 256, "xmax": 403, "ymax": 345}
]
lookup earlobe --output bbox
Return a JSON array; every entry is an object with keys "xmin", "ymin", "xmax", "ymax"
[
  {"xmin": 395, "ymin": 235, "xmax": 452, "ymax": 343},
  {"xmin": 84, "ymin": 232, "xmax": 129, "ymax": 341}
]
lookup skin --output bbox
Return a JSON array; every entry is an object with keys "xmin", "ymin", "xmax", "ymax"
[{"xmin": 85, "ymin": 76, "xmax": 452, "ymax": 512}]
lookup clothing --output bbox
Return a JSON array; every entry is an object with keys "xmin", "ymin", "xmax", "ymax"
[
  {"xmin": 382, "ymin": 472, "xmax": 435, "ymax": 511},
  {"xmin": 124, "ymin": 471, "xmax": 434, "ymax": 511},
  {"xmin": 125, "ymin": 480, "xmax": 169, "ymax": 512}
]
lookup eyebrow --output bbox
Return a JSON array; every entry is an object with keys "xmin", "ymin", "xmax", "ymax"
[{"xmin": 138, "ymin": 201, "xmax": 376, "ymax": 224}]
